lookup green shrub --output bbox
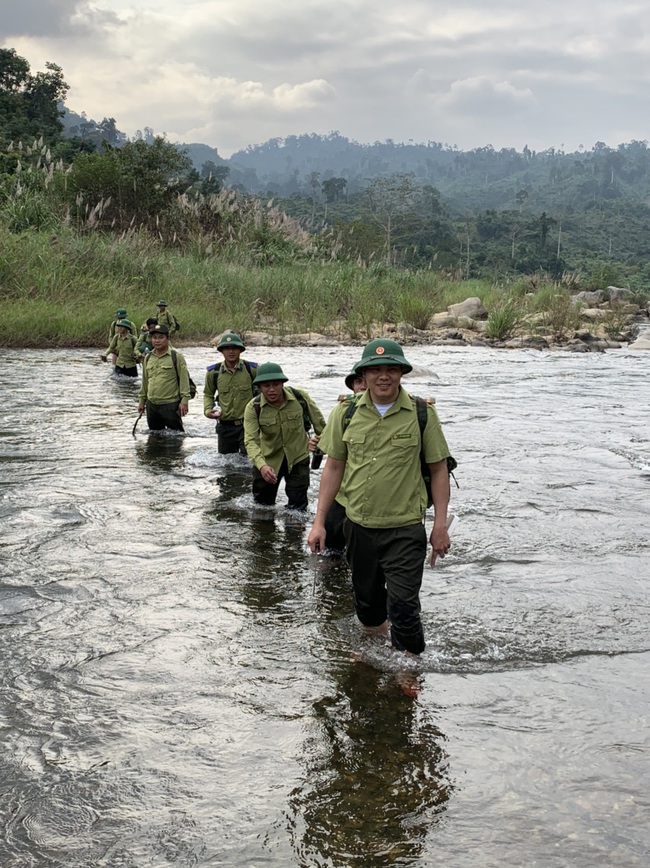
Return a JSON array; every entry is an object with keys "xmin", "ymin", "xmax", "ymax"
[{"xmin": 485, "ymin": 300, "xmax": 520, "ymax": 340}]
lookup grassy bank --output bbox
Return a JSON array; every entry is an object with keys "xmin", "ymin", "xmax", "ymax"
[{"xmin": 2, "ymin": 222, "xmax": 647, "ymax": 348}]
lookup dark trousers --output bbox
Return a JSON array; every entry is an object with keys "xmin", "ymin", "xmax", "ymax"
[
  {"xmin": 216, "ymin": 420, "xmax": 246, "ymax": 454},
  {"xmin": 146, "ymin": 400, "xmax": 184, "ymax": 432},
  {"xmin": 324, "ymin": 499, "xmax": 347, "ymax": 553},
  {"xmin": 115, "ymin": 365, "xmax": 138, "ymax": 377},
  {"xmin": 252, "ymin": 457, "xmax": 310, "ymax": 510},
  {"xmin": 344, "ymin": 519, "xmax": 427, "ymax": 654}
]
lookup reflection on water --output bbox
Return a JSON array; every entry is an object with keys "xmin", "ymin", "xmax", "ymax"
[
  {"xmin": 1, "ymin": 345, "xmax": 649, "ymax": 867},
  {"xmin": 288, "ymin": 661, "xmax": 450, "ymax": 867}
]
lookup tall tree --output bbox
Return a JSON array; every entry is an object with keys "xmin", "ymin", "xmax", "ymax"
[
  {"xmin": 363, "ymin": 173, "xmax": 420, "ymax": 264},
  {"xmin": 0, "ymin": 48, "xmax": 68, "ymax": 145}
]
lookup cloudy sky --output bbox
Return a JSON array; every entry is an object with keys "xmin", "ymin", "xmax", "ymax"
[{"xmin": 3, "ymin": 0, "xmax": 650, "ymax": 157}]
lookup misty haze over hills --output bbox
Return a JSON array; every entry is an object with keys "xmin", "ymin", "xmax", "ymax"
[{"xmin": 61, "ymin": 106, "xmax": 650, "ymax": 217}]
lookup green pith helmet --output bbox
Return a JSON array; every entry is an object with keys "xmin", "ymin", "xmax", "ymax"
[
  {"xmin": 116, "ymin": 319, "xmax": 132, "ymax": 329},
  {"xmin": 217, "ymin": 331, "xmax": 246, "ymax": 351},
  {"xmin": 254, "ymin": 362, "xmax": 288, "ymax": 384},
  {"xmin": 157, "ymin": 299, "xmax": 168, "ymax": 307},
  {"xmin": 355, "ymin": 338, "xmax": 413, "ymax": 374},
  {"xmin": 344, "ymin": 361, "xmax": 363, "ymax": 391},
  {"xmin": 115, "ymin": 308, "xmax": 127, "ymax": 318}
]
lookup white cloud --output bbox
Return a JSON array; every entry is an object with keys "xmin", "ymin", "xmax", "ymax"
[
  {"xmin": 3, "ymin": 0, "xmax": 650, "ymax": 155},
  {"xmin": 432, "ymin": 76, "xmax": 538, "ymax": 117}
]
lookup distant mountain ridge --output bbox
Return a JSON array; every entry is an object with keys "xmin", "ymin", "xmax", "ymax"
[{"xmin": 61, "ymin": 108, "xmax": 650, "ymax": 218}]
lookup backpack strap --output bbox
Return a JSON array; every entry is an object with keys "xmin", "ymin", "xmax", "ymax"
[
  {"xmin": 413, "ymin": 395, "xmax": 458, "ymax": 486},
  {"xmin": 342, "ymin": 393, "xmax": 362, "ymax": 430},
  {"xmin": 243, "ymin": 361, "xmax": 260, "ymax": 396},
  {"xmin": 287, "ymin": 387, "xmax": 313, "ymax": 432}
]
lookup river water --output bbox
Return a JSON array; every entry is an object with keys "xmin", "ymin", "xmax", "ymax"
[{"xmin": 1, "ymin": 342, "xmax": 649, "ymax": 867}]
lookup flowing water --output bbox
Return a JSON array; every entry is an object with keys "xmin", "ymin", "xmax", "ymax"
[{"xmin": 1, "ymin": 342, "xmax": 649, "ymax": 867}]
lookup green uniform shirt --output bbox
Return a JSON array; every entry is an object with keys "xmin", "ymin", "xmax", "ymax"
[
  {"xmin": 105, "ymin": 333, "xmax": 140, "ymax": 367},
  {"xmin": 139, "ymin": 348, "xmax": 191, "ymax": 405},
  {"xmin": 108, "ymin": 319, "xmax": 138, "ymax": 340},
  {"xmin": 243, "ymin": 387, "xmax": 326, "ymax": 473},
  {"xmin": 203, "ymin": 362, "xmax": 256, "ymax": 419},
  {"xmin": 136, "ymin": 333, "xmax": 154, "ymax": 355},
  {"xmin": 155, "ymin": 309, "xmax": 179, "ymax": 333},
  {"xmin": 318, "ymin": 386, "xmax": 451, "ymax": 528}
]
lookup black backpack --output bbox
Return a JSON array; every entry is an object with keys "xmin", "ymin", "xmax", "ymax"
[{"xmin": 342, "ymin": 393, "xmax": 457, "ymax": 507}]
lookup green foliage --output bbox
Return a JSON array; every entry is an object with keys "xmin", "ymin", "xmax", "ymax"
[
  {"xmin": 61, "ymin": 137, "xmax": 194, "ymax": 229},
  {"xmin": 391, "ymin": 293, "xmax": 434, "ymax": 330},
  {"xmin": 588, "ymin": 262, "xmax": 622, "ymax": 291},
  {"xmin": 602, "ymin": 302, "xmax": 631, "ymax": 338},
  {"xmin": 0, "ymin": 48, "xmax": 68, "ymax": 145},
  {"xmin": 485, "ymin": 299, "xmax": 521, "ymax": 340},
  {"xmin": 538, "ymin": 291, "xmax": 581, "ymax": 337}
]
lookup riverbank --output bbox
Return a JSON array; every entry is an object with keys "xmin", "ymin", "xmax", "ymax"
[{"xmin": 1, "ymin": 222, "xmax": 649, "ymax": 349}]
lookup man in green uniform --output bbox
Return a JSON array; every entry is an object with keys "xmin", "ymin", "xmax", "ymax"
[
  {"xmin": 136, "ymin": 318, "xmax": 159, "ymax": 356},
  {"xmin": 154, "ymin": 300, "xmax": 179, "ymax": 335},
  {"xmin": 101, "ymin": 320, "xmax": 140, "ymax": 376},
  {"xmin": 243, "ymin": 362, "xmax": 326, "ymax": 510},
  {"xmin": 138, "ymin": 325, "xmax": 191, "ymax": 431},
  {"xmin": 108, "ymin": 308, "xmax": 138, "ymax": 341},
  {"xmin": 307, "ymin": 339, "xmax": 453, "ymax": 655},
  {"xmin": 203, "ymin": 332, "xmax": 258, "ymax": 454}
]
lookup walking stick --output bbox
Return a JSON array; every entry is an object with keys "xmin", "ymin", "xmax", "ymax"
[{"xmin": 132, "ymin": 410, "xmax": 144, "ymax": 437}]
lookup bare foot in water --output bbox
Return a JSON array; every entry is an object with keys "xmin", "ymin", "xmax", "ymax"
[{"xmin": 395, "ymin": 670, "xmax": 422, "ymax": 698}]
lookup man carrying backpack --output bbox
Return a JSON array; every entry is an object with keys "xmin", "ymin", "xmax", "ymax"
[
  {"xmin": 203, "ymin": 332, "xmax": 258, "ymax": 454},
  {"xmin": 154, "ymin": 300, "xmax": 180, "ymax": 335},
  {"xmin": 307, "ymin": 338, "xmax": 453, "ymax": 656},
  {"xmin": 138, "ymin": 325, "xmax": 191, "ymax": 432},
  {"xmin": 101, "ymin": 320, "xmax": 141, "ymax": 376},
  {"xmin": 243, "ymin": 362, "xmax": 325, "ymax": 510}
]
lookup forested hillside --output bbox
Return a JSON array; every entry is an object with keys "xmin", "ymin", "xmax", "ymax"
[
  {"xmin": 2, "ymin": 46, "xmax": 650, "ymax": 288},
  {"xmin": 223, "ymin": 133, "xmax": 650, "ymax": 285}
]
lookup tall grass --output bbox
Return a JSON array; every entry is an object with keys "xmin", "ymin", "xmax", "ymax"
[{"xmin": 4, "ymin": 144, "xmax": 644, "ymax": 348}]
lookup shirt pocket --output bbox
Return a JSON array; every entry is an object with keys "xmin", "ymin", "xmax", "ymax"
[
  {"xmin": 342, "ymin": 429, "xmax": 366, "ymax": 462},
  {"xmin": 285, "ymin": 408, "xmax": 305, "ymax": 432},
  {"xmin": 260, "ymin": 416, "xmax": 280, "ymax": 435},
  {"xmin": 389, "ymin": 434, "xmax": 419, "ymax": 466}
]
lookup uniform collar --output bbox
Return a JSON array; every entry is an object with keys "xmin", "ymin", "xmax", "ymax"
[
  {"xmin": 359, "ymin": 385, "xmax": 412, "ymax": 413},
  {"xmin": 220, "ymin": 360, "xmax": 245, "ymax": 374}
]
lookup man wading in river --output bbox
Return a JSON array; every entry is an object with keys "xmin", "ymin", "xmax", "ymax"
[
  {"xmin": 138, "ymin": 325, "xmax": 191, "ymax": 432},
  {"xmin": 243, "ymin": 362, "xmax": 325, "ymax": 510},
  {"xmin": 101, "ymin": 320, "xmax": 140, "ymax": 377},
  {"xmin": 203, "ymin": 332, "xmax": 258, "ymax": 454},
  {"xmin": 307, "ymin": 338, "xmax": 453, "ymax": 655}
]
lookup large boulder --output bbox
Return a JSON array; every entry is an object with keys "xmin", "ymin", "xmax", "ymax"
[
  {"xmin": 572, "ymin": 290, "xmax": 604, "ymax": 305},
  {"xmin": 448, "ymin": 297, "xmax": 488, "ymax": 320},
  {"xmin": 504, "ymin": 335, "xmax": 550, "ymax": 350},
  {"xmin": 606, "ymin": 286, "xmax": 634, "ymax": 302},
  {"xmin": 628, "ymin": 332, "xmax": 650, "ymax": 350},
  {"xmin": 580, "ymin": 308, "xmax": 608, "ymax": 321},
  {"xmin": 430, "ymin": 312, "xmax": 456, "ymax": 328}
]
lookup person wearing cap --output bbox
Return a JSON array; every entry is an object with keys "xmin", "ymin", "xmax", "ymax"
[
  {"xmin": 243, "ymin": 363, "xmax": 326, "ymax": 510},
  {"xmin": 203, "ymin": 332, "xmax": 258, "ymax": 454},
  {"xmin": 136, "ymin": 318, "xmax": 159, "ymax": 356},
  {"xmin": 307, "ymin": 338, "xmax": 453, "ymax": 656},
  {"xmin": 108, "ymin": 308, "xmax": 138, "ymax": 341},
  {"xmin": 138, "ymin": 325, "xmax": 191, "ymax": 431},
  {"xmin": 343, "ymin": 363, "xmax": 366, "ymax": 397},
  {"xmin": 154, "ymin": 300, "xmax": 179, "ymax": 335},
  {"xmin": 101, "ymin": 320, "xmax": 141, "ymax": 376}
]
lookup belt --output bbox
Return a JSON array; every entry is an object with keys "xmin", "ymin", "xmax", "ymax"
[{"xmin": 218, "ymin": 418, "xmax": 244, "ymax": 426}]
